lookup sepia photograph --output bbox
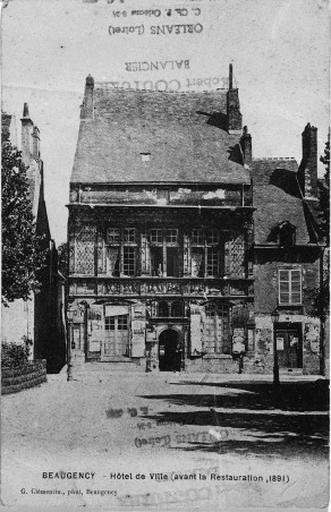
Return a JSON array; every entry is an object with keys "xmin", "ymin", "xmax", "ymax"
[{"xmin": 1, "ymin": 0, "xmax": 330, "ymax": 510}]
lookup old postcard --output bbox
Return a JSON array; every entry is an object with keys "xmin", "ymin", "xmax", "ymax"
[{"xmin": 1, "ymin": 0, "xmax": 329, "ymax": 510}]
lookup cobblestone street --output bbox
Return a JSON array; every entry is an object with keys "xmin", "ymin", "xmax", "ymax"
[{"xmin": 2, "ymin": 367, "xmax": 329, "ymax": 510}]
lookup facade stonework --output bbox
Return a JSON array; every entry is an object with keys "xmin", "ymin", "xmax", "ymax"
[{"xmin": 67, "ymin": 69, "xmax": 326, "ymax": 375}]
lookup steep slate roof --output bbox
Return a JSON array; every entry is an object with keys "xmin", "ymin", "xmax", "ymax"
[
  {"xmin": 252, "ymin": 158, "xmax": 319, "ymax": 245},
  {"xmin": 71, "ymin": 87, "xmax": 250, "ymax": 185}
]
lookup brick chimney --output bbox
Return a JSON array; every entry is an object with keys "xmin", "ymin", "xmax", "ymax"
[
  {"xmin": 227, "ymin": 64, "xmax": 242, "ymax": 134},
  {"xmin": 80, "ymin": 74, "xmax": 94, "ymax": 119},
  {"xmin": 21, "ymin": 102, "xmax": 34, "ymax": 163},
  {"xmin": 240, "ymin": 126, "xmax": 252, "ymax": 167},
  {"xmin": 298, "ymin": 123, "xmax": 318, "ymax": 198},
  {"xmin": 32, "ymin": 126, "xmax": 40, "ymax": 160}
]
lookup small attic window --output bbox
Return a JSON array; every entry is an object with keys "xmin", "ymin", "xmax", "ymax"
[
  {"xmin": 140, "ymin": 152, "xmax": 151, "ymax": 162},
  {"xmin": 278, "ymin": 221, "xmax": 296, "ymax": 246},
  {"xmin": 268, "ymin": 221, "xmax": 296, "ymax": 246}
]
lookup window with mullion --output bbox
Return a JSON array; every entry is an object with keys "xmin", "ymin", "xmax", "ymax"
[
  {"xmin": 278, "ymin": 268, "xmax": 302, "ymax": 305},
  {"xmin": 123, "ymin": 246, "xmax": 136, "ymax": 276},
  {"xmin": 206, "ymin": 247, "xmax": 219, "ymax": 277},
  {"xmin": 123, "ymin": 228, "xmax": 136, "ymax": 244}
]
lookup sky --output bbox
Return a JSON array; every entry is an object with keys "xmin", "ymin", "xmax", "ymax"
[{"xmin": 1, "ymin": 0, "xmax": 330, "ymax": 244}]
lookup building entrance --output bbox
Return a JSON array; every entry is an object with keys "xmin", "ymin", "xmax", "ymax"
[
  {"xmin": 275, "ymin": 323, "xmax": 302, "ymax": 369},
  {"xmin": 159, "ymin": 329, "xmax": 181, "ymax": 371}
]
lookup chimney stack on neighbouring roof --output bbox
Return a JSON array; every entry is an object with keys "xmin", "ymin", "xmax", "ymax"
[
  {"xmin": 32, "ymin": 126, "xmax": 40, "ymax": 160},
  {"xmin": 298, "ymin": 123, "xmax": 318, "ymax": 198},
  {"xmin": 81, "ymin": 74, "xmax": 94, "ymax": 119},
  {"xmin": 21, "ymin": 102, "xmax": 34, "ymax": 164},
  {"xmin": 227, "ymin": 64, "xmax": 242, "ymax": 134},
  {"xmin": 240, "ymin": 126, "xmax": 252, "ymax": 167}
]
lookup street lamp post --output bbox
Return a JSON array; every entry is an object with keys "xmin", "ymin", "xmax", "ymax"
[
  {"xmin": 271, "ymin": 309, "xmax": 280, "ymax": 386},
  {"xmin": 67, "ymin": 306, "xmax": 74, "ymax": 382}
]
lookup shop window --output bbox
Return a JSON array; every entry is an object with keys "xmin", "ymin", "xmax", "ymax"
[
  {"xmin": 278, "ymin": 268, "xmax": 302, "ymax": 305},
  {"xmin": 123, "ymin": 247, "xmax": 136, "ymax": 276}
]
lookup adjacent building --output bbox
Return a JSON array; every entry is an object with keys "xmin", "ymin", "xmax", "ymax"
[
  {"xmin": 251, "ymin": 124, "xmax": 324, "ymax": 375},
  {"xmin": 67, "ymin": 68, "xmax": 326, "ymax": 375},
  {"xmin": 1, "ymin": 105, "xmax": 66, "ymax": 372}
]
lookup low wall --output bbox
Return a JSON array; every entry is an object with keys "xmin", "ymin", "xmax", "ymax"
[{"xmin": 1, "ymin": 360, "xmax": 47, "ymax": 395}]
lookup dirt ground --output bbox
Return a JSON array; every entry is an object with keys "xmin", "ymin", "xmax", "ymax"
[{"xmin": 1, "ymin": 368, "xmax": 329, "ymax": 511}]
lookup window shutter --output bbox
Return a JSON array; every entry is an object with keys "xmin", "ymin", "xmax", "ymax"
[
  {"xmin": 190, "ymin": 304, "xmax": 203, "ymax": 355},
  {"xmin": 279, "ymin": 270, "xmax": 290, "ymax": 305},
  {"xmin": 97, "ymin": 225, "xmax": 106, "ymax": 274},
  {"xmin": 291, "ymin": 270, "xmax": 302, "ymax": 304},
  {"xmin": 130, "ymin": 302, "xmax": 146, "ymax": 357},
  {"xmin": 141, "ymin": 232, "xmax": 151, "ymax": 275},
  {"xmin": 278, "ymin": 268, "xmax": 302, "ymax": 305},
  {"xmin": 183, "ymin": 233, "xmax": 190, "ymax": 276}
]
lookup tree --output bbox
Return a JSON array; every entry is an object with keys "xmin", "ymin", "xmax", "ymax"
[
  {"xmin": 57, "ymin": 242, "xmax": 68, "ymax": 279},
  {"xmin": 2, "ymin": 133, "xmax": 46, "ymax": 305},
  {"xmin": 319, "ymin": 131, "xmax": 330, "ymax": 244}
]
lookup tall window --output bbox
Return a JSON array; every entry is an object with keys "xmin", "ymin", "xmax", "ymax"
[
  {"xmin": 149, "ymin": 229, "xmax": 179, "ymax": 277},
  {"xmin": 123, "ymin": 247, "xmax": 136, "ymax": 276},
  {"xmin": 106, "ymin": 228, "xmax": 120, "ymax": 276},
  {"xmin": 278, "ymin": 268, "xmax": 302, "ymax": 305},
  {"xmin": 191, "ymin": 229, "xmax": 220, "ymax": 277},
  {"xmin": 105, "ymin": 227, "xmax": 137, "ymax": 277},
  {"xmin": 207, "ymin": 247, "xmax": 218, "ymax": 276}
]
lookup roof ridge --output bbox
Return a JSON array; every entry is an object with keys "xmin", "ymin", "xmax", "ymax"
[
  {"xmin": 94, "ymin": 84, "xmax": 226, "ymax": 94},
  {"xmin": 253, "ymin": 156, "xmax": 297, "ymax": 161}
]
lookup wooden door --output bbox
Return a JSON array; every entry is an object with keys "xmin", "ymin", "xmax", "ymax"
[{"xmin": 275, "ymin": 324, "xmax": 302, "ymax": 368}]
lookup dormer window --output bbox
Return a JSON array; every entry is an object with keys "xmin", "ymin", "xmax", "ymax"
[
  {"xmin": 268, "ymin": 221, "xmax": 296, "ymax": 246},
  {"xmin": 278, "ymin": 221, "xmax": 296, "ymax": 246},
  {"xmin": 140, "ymin": 152, "xmax": 151, "ymax": 162}
]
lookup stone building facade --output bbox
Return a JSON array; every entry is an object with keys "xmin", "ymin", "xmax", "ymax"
[
  {"xmin": 67, "ymin": 68, "xmax": 325, "ymax": 375},
  {"xmin": 250, "ymin": 125, "xmax": 324, "ymax": 375}
]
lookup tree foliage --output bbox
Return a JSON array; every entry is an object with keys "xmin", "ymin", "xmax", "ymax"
[
  {"xmin": 57, "ymin": 242, "xmax": 68, "ymax": 279},
  {"xmin": 317, "ymin": 133, "xmax": 330, "ymax": 317},
  {"xmin": 319, "ymin": 132, "xmax": 330, "ymax": 244},
  {"xmin": 2, "ymin": 133, "xmax": 46, "ymax": 305}
]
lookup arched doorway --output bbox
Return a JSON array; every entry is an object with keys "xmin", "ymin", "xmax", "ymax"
[{"xmin": 159, "ymin": 329, "xmax": 181, "ymax": 371}]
